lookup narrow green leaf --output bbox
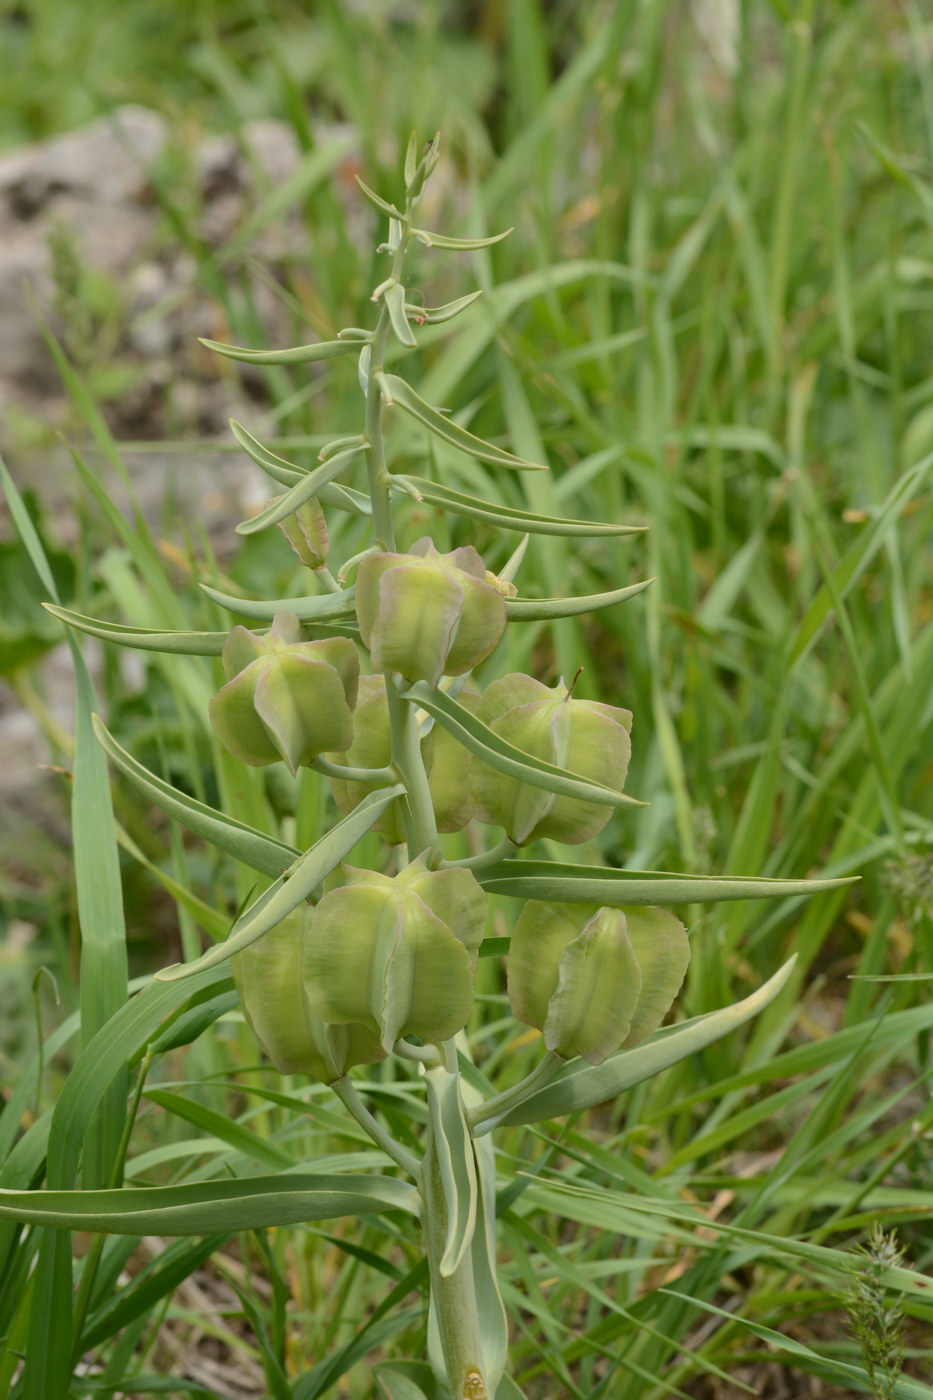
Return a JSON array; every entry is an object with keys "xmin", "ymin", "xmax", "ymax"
[
  {"xmin": 229, "ymin": 418, "xmax": 372, "ymax": 515},
  {"xmin": 412, "ymin": 227, "xmax": 513, "ymax": 250},
  {"xmin": 355, "ymin": 176, "xmax": 405, "ymax": 220},
  {"xmin": 474, "ymin": 859, "xmax": 857, "ymax": 905},
  {"xmin": 404, "ymin": 291, "xmax": 484, "ymax": 324},
  {"xmin": 0, "ymin": 1174, "xmax": 420, "ymax": 1234},
  {"xmin": 142, "ymin": 1089, "xmax": 295, "ymax": 1169},
  {"xmin": 382, "ymin": 376, "xmax": 548, "ymax": 471},
  {"xmin": 505, "ymin": 579, "xmax": 653, "ymax": 621},
  {"xmin": 157, "ymin": 784, "xmax": 406, "ymax": 979},
  {"xmin": 200, "ymin": 581, "xmax": 356, "ymax": 623},
  {"xmin": 788, "ymin": 450, "xmax": 933, "ymax": 667},
  {"xmin": 476, "ymin": 958, "xmax": 797, "ymax": 1130},
  {"xmin": 403, "ymin": 682, "xmax": 645, "ymax": 812},
  {"xmin": 92, "ymin": 716, "xmax": 299, "ymax": 878},
  {"xmin": 46, "ymin": 604, "xmax": 228, "ymax": 656},
  {"xmin": 236, "ymin": 444, "xmax": 368, "ymax": 536},
  {"xmin": 392, "ymin": 475, "xmax": 644, "ymax": 537},
  {"xmin": 424, "ymin": 1070, "xmax": 477, "ymax": 1278},
  {"xmin": 200, "ymin": 336, "xmax": 358, "ymax": 365}
]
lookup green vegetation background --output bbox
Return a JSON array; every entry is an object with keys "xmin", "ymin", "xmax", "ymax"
[{"xmin": 0, "ymin": 1, "xmax": 930, "ymax": 1396}]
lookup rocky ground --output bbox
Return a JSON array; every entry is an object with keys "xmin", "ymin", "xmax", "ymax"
[{"xmin": 0, "ymin": 105, "xmax": 360, "ymax": 874}]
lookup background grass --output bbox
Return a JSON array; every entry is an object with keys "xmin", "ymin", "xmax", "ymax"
[{"xmin": 1, "ymin": 0, "xmax": 931, "ymax": 1396}]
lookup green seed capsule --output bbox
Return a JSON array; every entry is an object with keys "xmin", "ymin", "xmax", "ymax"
[
  {"xmin": 355, "ymin": 538, "xmax": 507, "ymax": 686},
  {"xmin": 471, "ymin": 674, "xmax": 632, "ymax": 845},
  {"xmin": 278, "ymin": 497, "xmax": 329, "ymax": 570},
  {"xmin": 507, "ymin": 901, "xmax": 689, "ymax": 1064},
  {"xmin": 209, "ymin": 611, "xmax": 359, "ymax": 773},
  {"xmin": 303, "ymin": 857, "xmax": 485, "ymax": 1052},
  {"xmin": 233, "ymin": 909, "xmax": 385, "ymax": 1083}
]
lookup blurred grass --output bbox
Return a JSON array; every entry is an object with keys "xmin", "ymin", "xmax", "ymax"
[{"xmin": 1, "ymin": 0, "xmax": 932, "ymax": 1396}]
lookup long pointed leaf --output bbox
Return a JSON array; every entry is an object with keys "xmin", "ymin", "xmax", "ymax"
[
  {"xmin": 229, "ymin": 419, "xmax": 371, "ymax": 515},
  {"xmin": 405, "ymin": 291, "xmax": 484, "ymax": 324},
  {"xmin": 200, "ymin": 336, "xmax": 358, "ymax": 366},
  {"xmin": 474, "ymin": 860, "xmax": 857, "ymax": 905},
  {"xmin": 393, "ymin": 475, "xmax": 644, "ymax": 537},
  {"xmin": 93, "ymin": 716, "xmax": 299, "ymax": 878},
  {"xmin": 382, "ymin": 375, "xmax": 547, "ymax": 471},
  {"xmin": 412, "ymin": 227, "xmax": 513, "ymax": 250},
  {"xmin": 158, "ymin": 784, "xmax": 406, "ymax": 979},
  {"xmin": 47, "ymin": 604, "xmax": 228, "ymax": 655},
  {"xmin": 200, "ymin": 581, "xmax": 357, "ymax": 622},
  {"xmin": 236, "ymin": 444, "xmax": 368, "ymax": 536},
  {"xmin": 474, "ymin": 958, "xmax": 797, "ymax": 1131},
  {"xmin": 0, "ymin": 1174, "xmax": 420, "ymax": 1234},
  {"xmin": 403, "ymin": 682, "xmax": 645, "ymax": 812},
  {"xmin": 505, "ymin": 579, "xmax": 653, "ymax": 621}
]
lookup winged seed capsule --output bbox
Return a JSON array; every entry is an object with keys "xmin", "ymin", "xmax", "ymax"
[
  {"xmin": 232, "ymin": 910, "xmax": 386, "ymax": 1083},
  {"xmin": 208, "ymin": 611, "xmax": 359, "ymax": 773},
  {"xmin": 471, "ymin": 674, "xmax": 633, "ymax": 844},
  {"xmin": 355, "ymin": 538, "xmax": 507, "ymax": 686},
  {"xmin": 302, "ymin": 857, "xmax": 486, "ymax": 1052},
  {"xmin": 507, "ymin": 901, "xmax": 690, "ymax": 1065}
]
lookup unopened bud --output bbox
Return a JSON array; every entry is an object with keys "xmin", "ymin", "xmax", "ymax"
[
  {"xmin": 209, "ymin": 612, "xmax": 359, "ymax": 773},
  {"xmin": 471, "ymin": 674, "xmax": 632, "ymax": 845},
  {"xmin": 356, "ymin": 538, "xmax": 507, "ymax": 686},
  {"xmin": 507, "ymin": 901, "xmax": 689, "ymax": 1064},
  {"xmin": 278, "ymin": 497, "xmax": 329, "ymax": 570}
]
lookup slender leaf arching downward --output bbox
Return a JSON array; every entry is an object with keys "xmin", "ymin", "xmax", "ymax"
[
  {"xmin": 92, "ymin": 716, "xmax": 300, "ymax": 878},
  {"xmin": 157, "ymin": 783, "xmax": 406, "ymax": 979},
  {"xmin": 403, "ymin": 682, "xmax": 645, "ymax": 812}
]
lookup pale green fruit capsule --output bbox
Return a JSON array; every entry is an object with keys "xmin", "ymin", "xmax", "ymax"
[
  {"xmin": 303, "ymin": 857, "xmax": 485, "ymax": 1052},
  {"xmin": 355, "ymin": 538, "xmax": 507, "ymax": 686},
  {"xmin": 278, "ymin": 497, "xmax": 329, "ymax": 570},
  {"xmin": 507, "ymin": 901, "xmax": 690, "ymax": 1064},
  {"xmin": 209, "ymin": 611, "xmax": 359, "ymax": 774},
  {"xmin": 471, "ymin": 674, "xmax": 632, "ymax": 845},
  {"xmin": 233, "ymin": 909, "xmax": 386, "ymax": 1083},
  {"xmin": 327, "ymin": 675, "xmax": 477, "ymax": 840}
]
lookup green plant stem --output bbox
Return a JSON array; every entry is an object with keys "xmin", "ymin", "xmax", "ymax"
[
  {"xmin": 310, "ymin": 755, "xmax": 397, "ymax": 784},
  {"xmin": 470, "ymin": 1050, "xmax": 565, "ymax": 1137},
  {"xmin": 362, "ymin": 201, "xmax": 440, "ymax": 860},
  {"xmin": 443, "ymin": 837, "xmax": 517, "ymax": 871},
  {"xmin": 332, "ymin": 1076, "xmax": 420, "ymax": 1178}
]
